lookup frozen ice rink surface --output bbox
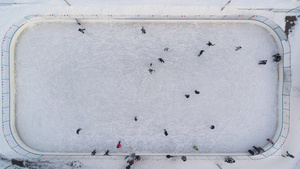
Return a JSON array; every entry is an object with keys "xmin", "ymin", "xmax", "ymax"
[{"xmin": 14, "ymin": 20, "xmax": 278, "ymax": 153}]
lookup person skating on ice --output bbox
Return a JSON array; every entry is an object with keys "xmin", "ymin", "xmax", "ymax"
[
  {"xmin": 207, "ymin": 41, "xmax": 215, "ymax": 46},
  {"xmin": 158, "ymin": 58, "xmax": 165, "ymax": 63},
  {"xmin": 198, "ymin": 50, "xmax": 205, "ymax": 56},
  {"xmin": 78, "ymin": 28, "xmax": 85, "ymax": 34},
  {"xmin": 117, "ymin": 141, "xmax": 121, "ymax": 148},
  {"xmin": 235, "ymin": 46, "xmax": 242, "ymax": 51},
  {"xmin": 258, "ymin": 60, "xmax": 267, "ymax": 65},
  {"xmin": 164, "ymin": 129, "xmax": 168, "ymax": 136},
  {"xmin": 141, "ymin": 26, "xmax": 146, "ymax": 34}
]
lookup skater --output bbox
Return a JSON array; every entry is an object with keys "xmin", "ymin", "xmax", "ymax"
[
  {"xmin": 286, "ymin": 151, "xmax": 295, "ymax": 158},
  {"xmin": 150, "ymin": 63, "xmax": 152, "ymax": 66},
  {"xmin": 235, "ymin": 46, "xmax": 242, "ymax": 51},
  {"xmin": 76, "ymin": 128, "xmax": 82, "ymax": 134},
  {"xmin": 148, "ymin": 69, "xmax": 155, "ymax": 74},
  {"xmin": 91, "ymin": 150, "xmax": 96, "ymax": 155},
  {"xmin": 185, "ymin": 94, "xmax": 190, "ymax": 98},
  {"xmin": 141, "ymin": 27, "xmax": 146, "ymax": 34},
  {"xmin": 224, "ymin": 157, "xmax": 235, "ymax": 164},
  {"xmin": 127, "ymin": 159, "xmax": 134, "ymax": 166},
  {"xmin": 117, "ymin": 141, "xmax": 121, "ymax": 148},
  {"xmin": 134, "ymin": 117, "xmax": 137, "ymax": 121},
  {"xmin": 272, "ymin": 53, "xmax": 281, "ymax": 62},
  {"xmin": 258, "ymin": 147, "xmax": 265, "ymax": 153},
  {"xmin": 210, "ymin": 125, "xmax": 215, "ymax": 129},
  {"xmin": 104, "ymin": 150, "xmax": 109, "ymax": 156},
  {"xmin": 258, "ymin": 60, "xmax": 267, "ymax": 65},
  {"xmin": 78, "ymin": 28, "xmax": 85, "ymax": 34},
  {"xmin": 267, "ymin": 138, "xmax": 274, "ymax": 145},
  {"xmin": 193, "ymin": 145, "xmax": 198, "ymax": 151},
  {"xmin": 164, "ymin": 48, "xmax": 169, "ymax": 51},
  {"xmin": 166, "ymin": 155, "xmax": 174, "ymax": 158},
  {"xmin": 248, "ymin": 149, "xmax": 254, "ymax": 155},
  {"xmin": 198, "ymin": 50, "xmax": 205, "ymax": 57},
  {"xmin": 135, "ymin": 155, "xmax": 141, "ymax": 161},
  {"xmin": 164, "ymin": 129, "xmax": 168, "ymax": 136},
  {"xmin": 195, "ymin": 90, "xmax": 200, "ymax": 94},
  {"xmin": 207, "ymin": 41, "xmax": 215, "ymax": 46},
  {"xmin": 130, "ymin": 153, "xmax": 136, "ymax": 158},
  {"xmin": 253, "ymin": 146, "xmax": 260, "ymax": 154},
  {"xmin": 75, "ymin": 19, "xmax": 81, "ymax": 25},
  {"xmin": 181, "ymin": 156, "xmax": 187, "ymax": 162},
  {"xmin": 158, "ymin": 58, "xmax": 165, "ymax": 63},
  {"xmin": 253, "ymin": 149, "xmax": 259, "ymax": 155},
  {"xmin": 126, "ymin": 165, "xmax": 131, "ymax": 169}
]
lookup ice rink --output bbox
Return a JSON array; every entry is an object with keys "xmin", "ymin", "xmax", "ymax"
[{"xmin": 14, "ymin": 20, "xmax": 279, "ymax": 154}]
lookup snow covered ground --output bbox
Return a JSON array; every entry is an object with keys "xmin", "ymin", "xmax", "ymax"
[
  {"xmin": 14, "ymin": 20, "xmax": 278, "ymax": 153},
  {"xmin": 1, "ymin": 0, "xmax": 300, "ymax": 169}
]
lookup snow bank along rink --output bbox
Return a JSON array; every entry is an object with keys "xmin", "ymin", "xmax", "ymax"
[{"xmin": 1, "ymin": 15, "xmax": 291, "ymax": 161}]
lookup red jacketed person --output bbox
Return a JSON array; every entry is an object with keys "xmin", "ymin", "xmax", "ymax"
[{"xmin": 117, "ymin": 141, "xmax": 121, "ymax": 148}]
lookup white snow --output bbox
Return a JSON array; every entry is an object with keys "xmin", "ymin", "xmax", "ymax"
[
  {"xmin": 14, "ymin": 20, "xmax": 278, "ymax": 153},
  {"xmin": 0, "ymin": 0, "xmax": 300, "ymax": 168}
]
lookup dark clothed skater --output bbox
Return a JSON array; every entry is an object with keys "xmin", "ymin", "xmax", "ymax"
[
  {"xmin": 235, "ymin": 46, "xmax": 242, "ymax": 51},
  {"xmin": 126, "ymin": 165, "xmax": 131, "ymax": 169},
  {"xmin": 258, "ymin": 147, "xmax": 265, "ymax": 153},
  {"xmin": 258, "ymin": 60, "xmax": 267, "ymax": 65},
  {"xmin": 210, "ymin": 125, "xmax": 215, "ymax": 129},
  {"xmin": 117, "ymin": 141, "xmax": 121, "ymax": 148},
  {"xmin": 164, "ymin": 129, "xmax": 168, "ymax": 136},
  {"xmin": 224, "ymin": 157, "xmax": 235, "ymax": 164},
  {"xmin": 207, "ymin": 41, "xmax": 215, "ymax": 46},
  {"xmin": 78, "ymin": 28, "xmax": 85, "ymax": 34},
  {"xmin": 150, "ymin": 63, "xmax": 152, "ymax": 66},
  {"xmin": 252, "ymin": 148, "xmax": 259, "ymax": 155},
  {"xmin": 141, "ymin": 27, "xmax": 146, "ymax": 34},
  {"xmin": 104, "ymin": 150, "xmax": 109, "ymax": 156},
  {"xmin": 164, "ymin": 48, "xmax": 169, "ymax": 51},
  {"xmin": 286, "ymin": 151, "xmax": 295, "ymax": 158},
  {"xmin": 195, "ymin": 90, "xmax": 200, "ymax": 94},
  {"xmin": 135, "ymin": 117, "xmax": 138, "ymax": 121},
  {"xmin": 76, "ymin": 128, "xmax": 82, "ymax": 134},
  {"xmin": 135, "ymin": 156, "xmax": 141, "ymax": 161},
  {"xmin": 91, "ymin": 150, "xmax": 96, "ymax": 155},
  {"xmin": 198, "ymin": 50, "xmax": 205, "ymax": 57},
  {"xmin": 158, "ymin": 58, "xmax": 165, "ymax": 63},
  {"xmin": 166, "ymin": 155, "xmax": 174, "ymax": 158},
  {"xmin": 248, "ymin": 149, "xmax": 254, "ymax": 155},
  {"xmin": 181, "ymin": 156, "xmax": 187, "ymax": 162},
  {"xmin": 185, "ymin": 94, "xmax": 190, "ymax": 98},
  {"xmin": 272, "ymin": 53, "xmax": 281, "ymax": 62},
  {"xmin": 253, "ymin": 146, "xmax": 260, "ymax": 154}
]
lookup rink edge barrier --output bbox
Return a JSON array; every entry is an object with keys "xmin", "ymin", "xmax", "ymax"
[{"xmin": 1, "ymin": 14, "xmax": 291, "ymax": 161}]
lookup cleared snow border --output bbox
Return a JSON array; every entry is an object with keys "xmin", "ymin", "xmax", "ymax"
[{"xmin": 1, "ymin": 14, "xmax": 291, "ymax": 161}]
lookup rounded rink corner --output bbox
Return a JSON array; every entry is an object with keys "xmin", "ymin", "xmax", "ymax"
[{"xmin": 1, "ymin": 14, "xmax": 291, "ymax": 161}]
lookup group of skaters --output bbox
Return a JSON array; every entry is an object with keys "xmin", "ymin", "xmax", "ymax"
[
  {"xmin": 125, "ymin": 153, "xmax": 141, "ymax": 169},
  {"xmin": 258, "ymin": 53, "xmax": 281, "ymax": 65},
  {"xmin": 74, "ymin": 24, "xmax": 288, "ymax": 166},
  {"xmin": 246, "ymin": 138, "xmax": 295, "ymax": 158},
  {"xmin": 248, "ymin": 146, "xmax": 265, "ymax": 155}
]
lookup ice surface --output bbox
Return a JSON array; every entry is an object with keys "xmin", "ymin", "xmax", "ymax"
[{"xmin": 14, "ymin": 20, "xmax": 278, "ymax": 153}]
